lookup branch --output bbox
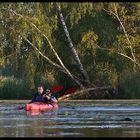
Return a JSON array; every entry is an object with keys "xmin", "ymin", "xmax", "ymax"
[
  {"xmin": 5, "ymin": 8, "xmax": 67, "ymax": 68},
  {"xmin": 23, "ymin": 35, "xmax": 83, "ymax": 86},
  {"xmin": 96, "ymin": 45, "xmax": 140, "ymax": 67},
  {"xmin": 20, "ymin": 34, "xmax": 66, "ymax": 73},
  {"xmin": 113, "ymin": 4, "xmax": 136, "ymax": 62},
  {"xmin": 103, "ymin": 5, "xmax": 136, "ymax": 62},
  {"xmin": 2, "ymin": 7, "xmax": 83, "ymax": 87},
  {"xmin": 59, "ymin": 86, "xmax": 112, "ymax": 100}
]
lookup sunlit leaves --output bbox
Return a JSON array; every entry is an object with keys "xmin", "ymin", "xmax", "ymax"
[
  {"xmin": 116, "ymin": 35, "xmax": 140, "ymax": 49},
  {"xmin": 81, "ymin": 31, "xmax": 98, "ymax": 49},
  {"xmin": 0, "ymin": 2, "xmax": 140, "ymax": 93}
]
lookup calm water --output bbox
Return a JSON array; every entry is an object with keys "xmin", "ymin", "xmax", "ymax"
[{"xmin": 0, "ymin": 100, "xmax": 140, "ymax": 137}]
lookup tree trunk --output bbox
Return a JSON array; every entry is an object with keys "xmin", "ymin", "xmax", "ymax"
[{"xmin": 56, "ymin": 3, "xmax": 91, "ymax": 85}]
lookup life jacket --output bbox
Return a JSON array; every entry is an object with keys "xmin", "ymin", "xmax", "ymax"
[{"xmin": 31, "ymin": 92, "xmax": 45, "ymax": 103}]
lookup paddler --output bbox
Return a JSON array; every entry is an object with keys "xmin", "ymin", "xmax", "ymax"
[
  {"xmin": 29, "ymin": 84, "xmax": 58, "ymax": 104},
  {"xmin": 44, "ymin": 89, "xmax": 58, "ymax": 104}
]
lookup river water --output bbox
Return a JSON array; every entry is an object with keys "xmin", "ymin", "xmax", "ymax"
[{"xmin": 0, "ymin": 100, "xmax": 140, "ymax": 137}]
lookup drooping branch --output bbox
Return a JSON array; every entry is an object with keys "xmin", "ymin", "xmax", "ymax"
[
  {"xmin": 4, "ymin": 8, "xmax": 67, "ymax": 68},
  {"xmin": 96, "ymin": 45, "xmax": 140, "ymax": 67},
  {"xmin": 20, "ymin": 34, "xmax": 65, "ymax": 72},
  {"xmin": 113, "ymin": 4, "xmax": 136, "ymax": 62},
  {"xmin": 56, "ymin": 3, "xmax": 91, "ymax": 85},
  {"xmin": 2, "ymin": 7, "xmax": 84, "ymax": 87},
  {"xmin": 20, "ymin": 34, "xmax": 83, "ymax": 87},
  {"xmin": 103, "ymin": 5, "xmax": 136, "ymax": 63}
]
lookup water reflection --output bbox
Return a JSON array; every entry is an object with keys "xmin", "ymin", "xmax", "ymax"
[
  {"xmin": 25, "ymin": 110, "xmax": 64, "ymax": 137},
  {"xmin": 25, "ymin": 109, "xmax": 58, "ymax": 117},
  {"xmin": 26, "ymin": 110, "xmax": 42, "ymax": 116}
]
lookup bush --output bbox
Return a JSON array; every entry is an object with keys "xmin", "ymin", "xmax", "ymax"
[
  {"xmin": 0, "ymin": 76, "xmax": 33, "ymax": 99},
  {"xmin": 118, "ymin": 70, "xmax": 140, "ymax": 99}
]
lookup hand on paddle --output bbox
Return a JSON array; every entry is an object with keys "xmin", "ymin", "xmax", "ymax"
[{"xmin": 43, "ymin": 94, "xmax": 51, "ymax": 100}]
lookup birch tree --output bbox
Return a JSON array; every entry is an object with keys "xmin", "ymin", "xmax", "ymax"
[{"xmin": 56, "ymin": 3, "xmax": 91, "ymax": 85}]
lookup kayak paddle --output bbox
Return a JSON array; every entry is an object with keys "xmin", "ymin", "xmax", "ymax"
[
  {"xmin": 50, "ymin": 85, "xmax": 64, "ymax": 93},
  {"xmin": 16, "ymin": 106, "xmax": 24, "ymax": 110},
  {"xmin": 64, "ymin": 87, "xmax": 77, "ymax": 95}
]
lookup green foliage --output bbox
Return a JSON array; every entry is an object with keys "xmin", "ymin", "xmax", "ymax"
[
  {"xmin": 94, "ymin": 62, "xmax": 118, "ymax": 86},
  {"xmin": 118, "ymin": 70, "xmax": 140, "ymax": 98},
  {"xmin": 81, "ymin": 31, "xmax": 98, "ymax": 48},
  {"xmin": 0, "ymin": 2, "xmax": 140, "ymax": 99},
  {"xmin": 0, "ymin": 76, "xmax": 32, "ymax": 99}
]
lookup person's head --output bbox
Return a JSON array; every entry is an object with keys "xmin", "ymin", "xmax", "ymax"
[
  {"xmin": 37, "ymin": 84, "xmax": 44, "ymax": 95},
  {"xmin": 46, "ymin": 89, "xmax": 52, "ymax": 97}
]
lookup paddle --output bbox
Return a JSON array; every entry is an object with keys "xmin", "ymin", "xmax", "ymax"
[
  {"xmin": 50, "ymin": 85, "xmax": 63, "ymax": 93},
  {"xmin": 16, "ymin": 106, "xmax": 24, "ymax": 110},
  {"xmin": 64, "ymin": 87, "xmax": 77, "ymax": 95},
  {"xmin": 54, "ymin": 87, "xmax": 77, "ymax": 100}
]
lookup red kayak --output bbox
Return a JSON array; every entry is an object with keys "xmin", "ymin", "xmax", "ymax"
[{"xmin": 25, "ymin": 102, "xmax": 58, "ymax": 111}]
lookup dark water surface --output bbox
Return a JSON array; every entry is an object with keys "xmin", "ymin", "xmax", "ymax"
[{"xmin": 0, "ymin": 100, "xmax": 140, "ymax": 137}]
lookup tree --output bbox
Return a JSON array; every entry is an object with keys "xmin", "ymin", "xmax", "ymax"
[{"xmin": 0, "ymin": 2, "xmax": 140, "ymax": 99}]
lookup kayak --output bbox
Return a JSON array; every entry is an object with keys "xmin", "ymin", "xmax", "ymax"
[{"xmin": 25, "ymin": 102, "xmax": 58, "ymax": 111}]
